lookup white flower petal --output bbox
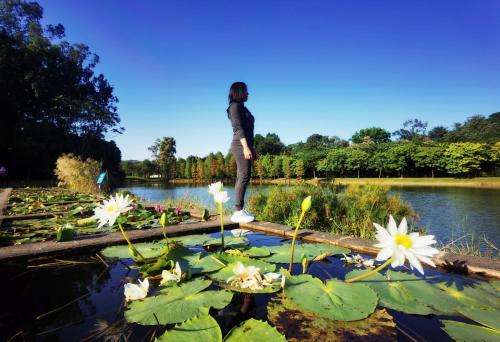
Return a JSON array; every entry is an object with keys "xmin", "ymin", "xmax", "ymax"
[
  {"xmin": 376, "ymin": 247, "xmax": 394, "ymax": 261},
  {"xmin": 405, "ymin": 251, "xmax": 424, "ymax": 275},
  {"xmin": 388, "ymin": 215, "xmax": 398, "ymax": 236},
  {"xmin": 398, "ymin": 217, "xmax": 408, "ymax": 235}
]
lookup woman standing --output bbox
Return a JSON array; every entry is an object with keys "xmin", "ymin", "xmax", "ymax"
[{"xmin": 227, "ymin": 82, "xmax": 256, "ymax": 223}]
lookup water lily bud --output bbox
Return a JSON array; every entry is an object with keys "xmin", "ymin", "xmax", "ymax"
[
  {"xmin": 301, "ymin": 196, "xmax": 312, "ymax": 212},
  {"xmin": 301, "ymin": 255, "xmax": 308, "ymax": 274},
  {"xmin": 160, "ymin": 212, "xmax": 167, "ymax": 227}
]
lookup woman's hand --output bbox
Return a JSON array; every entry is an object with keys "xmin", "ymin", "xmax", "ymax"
[{"xmin": 243, "ymin": 146, "xmax": 253, "ymax": 160}]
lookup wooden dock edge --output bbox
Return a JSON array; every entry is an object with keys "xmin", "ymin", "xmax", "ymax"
[{"xmin": 240, "ymin": 220, "xmax": 500, "ymax": 279}]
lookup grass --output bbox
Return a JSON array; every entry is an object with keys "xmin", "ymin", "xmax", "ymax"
[
  {"xmin": 439, "ymin": 234, "xmax": 499, "ymax": 259},
  {"xmin": 264, "ymin": 177, "xmax": 500, "ymax": 189}
]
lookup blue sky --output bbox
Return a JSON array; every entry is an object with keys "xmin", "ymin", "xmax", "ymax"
[{"xmin": 39, "ymin": 1, "xmax": 500, "ymax": 160}]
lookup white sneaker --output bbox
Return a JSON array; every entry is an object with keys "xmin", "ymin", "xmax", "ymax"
[{"xmin": 230, "ymin": 209, "xmax": 255, "ymax": 223}]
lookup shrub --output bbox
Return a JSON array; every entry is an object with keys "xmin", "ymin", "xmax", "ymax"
[
  {"xmin": 54, "ymin": 153, "xmax": 101, "ymax": 193},
  {"xmin": 247, "ymin": 184, "xmax": 416, "ymax": 239}
]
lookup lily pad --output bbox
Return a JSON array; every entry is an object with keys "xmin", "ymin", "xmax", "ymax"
[
  {"xmin": 207, "ymin": 253, "xmax": 276, "ymax": 283},
  {"xmin": 264, "ymin": 243, "xmax": 350, "ymax": 263},
  {"xmin": 284, "ymin": 274, "xmax": 377, "ymax": 321},
  {"xmin": 441, "ymin": 320, "xmax": 500, "ymax": 342},
  {"xmin": 156, "ymin": 312, "xmax": 222, "ymax": 342},
  {"xmin": 125, "ymin": 278, "xmax": 233, "ymax": 325},
  {"xmin": 345, "ymin": 270, "xmax": 433, "ymax": 315},
  {"xmin": 225, "ymin": 319, "xmax": 286, "ymax": 342},
  {"xmin": 101, "ymin": 242, "xmax": 166, "ymax": 259},
  {"xmin": 172, "ymin": 234, "xmax": 211, "ymax": 246},
  {"xmin": 458, "ymin": 307, "xmax": 500, "ymax": 331},
  {"xmin": 224, "ymin": 245, "xmax": 270, "ymax": 258},
  {"xmin": 203, "ymin": 236, "xmax": 249, "ymax": 247},
  {"xmin": 267, "ymin": 296, "xmax": 397, "ymax": 342}
]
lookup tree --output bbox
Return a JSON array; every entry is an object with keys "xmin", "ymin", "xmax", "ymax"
[
  {"xmin": 393, "ymin": 119, "xmax": 428, "ymax": 141},
  {"xmin": 254, "ymin": 133, "xmax": 286, "ymax": 155},
  {"xmin": 259, "ymin": 154, "xmax": 273, "ymax": 178},
  {"xmin": 1, "ymin": 1, "xmax": 122, "ymax": 178},
  {"xmin": 282, "ymin": 155, "xmax": 291, "ymax": 185},
  {"xmin": 295, "ymin": 159, "xmax": 305, "ymax": 181},
  {"xmin": 271, "ymin": 156, "xmax": 282, "ymax": 178},
  {"xmin": 195, "ymin": 158, "xmax": 204, "ymax": 182},
  {"xmin": 215, "ymin": 152, "xmax": 225, "ymax": 179},
  {"xmin": 254, "ymin": 159, "xmax": 265, "ymax": 183},
  {"xmin": 444, "ymin": 143, "xmax": 488, "ymax": 177},
  {"xmin": 317, "ymin": 148, "xmax": 349, "ymax": 177},
  {"xmin": 412, "ymin": 144, "xmax": 446, "ymax": 178},
  {"xmin": 351, "ymin": 127, "xmax": 391, "ymax": 144},
  {"xmin": 444, "ymin": 114, "xmax": 500, "ymax": 143},
  {"xmin": 149, "ymin": 137, "xmax": 176, "ymax": 179},
  {"xmin": 345, "ymin": 148, "xmax": 370, "ymax": 178},
  {"xmin": 428, "ymin": 126, "xmax": 448, "ymax": 142}
]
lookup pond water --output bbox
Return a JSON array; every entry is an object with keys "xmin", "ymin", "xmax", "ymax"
[
  {"xmin": 0, "ymin": 230, "xmax": 486, "ymax": 341},
  {"xmin": 119, "ymin": 183, "xmax": 500, "ymax": 249}
]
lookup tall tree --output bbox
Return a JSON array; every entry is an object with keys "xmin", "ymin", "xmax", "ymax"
[
  {"xmin": 393, "ymin": 119, "xmax": 428, "ymax": 141},
  {"xmin": 351, "ymin": 127, "xmax": 391, "ymax": 144},
  {"xmin": 254, "ymin": 133, "xmax": 286, "ymax": 155},
  {"xmin": 149, "ymin": 137, "xmax": 176, "ymax": 179}
]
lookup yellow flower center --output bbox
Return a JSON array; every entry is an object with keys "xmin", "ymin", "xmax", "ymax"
[{"xmin": 395, "ymin": 234, "xmax": 413, "ymax": 249}]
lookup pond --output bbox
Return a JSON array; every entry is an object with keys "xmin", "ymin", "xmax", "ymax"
[
  {"xmin": 1, "ymin": 229, "xmax": 498, "ymax": 341},
  {"xmin": 118, "ymin": 183, "xmax": 500, "ymax": 249}
]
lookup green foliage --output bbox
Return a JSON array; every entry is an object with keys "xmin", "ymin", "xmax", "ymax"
[
  {"xmin": 149, "ymin": 137, "xmax": 177, "ymax": 180},
  {"xmin": 393, "ymin": 118, "xmax": 428, "ymax": 141},
  {"xmin": 254, "ymin": 133, "xmax": 286, "ymax": 155},
  {"xmin": 284, "ymin": 274, "xmax": 378, "ymax": 321},
  {"xmin": 248, "ymin": 184, "xmax": 415, "ymax": 239},
  {"xmin": 351, "ymin": 127, "xmax": 391, "ymax": 144},
  {"xmin": 225, "ymin": 319, "xmax": 287, "ymax": 342},
  {"xmin": 444, "ymin": 142, "xmax": 488, "ymax": 176},
  {"xmin": 264, "ymin": 243, "xmax": 350, "ymax": 263},
  {"xmin": 156, "ymin": 313, "xmax": 222, "ymax": 342},
  {"xmin": 1, "ymin": 0, "xmax": 122, "ymax": 179},
  {"xmin": 441, "ymin": 320, "xmax": 500, "ymax": 342},
  {"xmin": 207, "ymin": 253, "xmax": 276, "ymax": 283},
  {"xmin": 55, "ymin": 153, "xmax": 102, "ymax": 193},
  {"xmin": 413, "ymin": 144, "xmax": 446, "ymax": 177},
  {"xmin": 444, "ymin": 113, "xmax": 500, "ymax": 144},
  {"xmin": 295, "ymin": 159, "xmax": 305, "ymax": 180},
  {"xmin": 125, "ymin": 278, "xmax": 233, "ymax": 325}
]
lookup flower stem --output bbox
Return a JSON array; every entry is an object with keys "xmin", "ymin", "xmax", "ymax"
[
  {"xmin": 345, "ymin": 258, "xmax": 392, "ymax": 283},
  {"xmin": 161, "ymin": 226, "xmax": 170, "ymax": 253},
  {"xmin": 288, "ymin": 210, "xmax": 306, "ymax": 274},
  {"xmin": 219, "ymin": 203, "xmax": 224, "ymax": 248},
  {"xmin": 118, "ymin": 222, "xmax": 145, "ymax": 261}
]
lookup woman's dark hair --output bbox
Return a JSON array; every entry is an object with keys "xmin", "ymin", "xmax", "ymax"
[{"xmin": 228, "ymin": 82, "xmax": 247, "ymax": 103}]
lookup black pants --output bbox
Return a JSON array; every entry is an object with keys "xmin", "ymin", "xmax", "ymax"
[{"xmin": 231, "ymin": 142, "xmax": 252, "ymax": 210}]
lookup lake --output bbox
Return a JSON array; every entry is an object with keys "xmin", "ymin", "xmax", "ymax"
[{"xmin": 119, "ymin": 183, "xmax": 500, "ymax": 251}]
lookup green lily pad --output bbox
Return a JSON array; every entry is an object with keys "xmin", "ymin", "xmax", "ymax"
[
  {"xmin": 101, "ymin": 242, "xmax": 166, "ymax": 259},
  {"xmin": 156, "ymin": 311, "xmax": 222, "ymax": 342},
  {"xmin": 203, "ymin": 236, "xmax": 249, "ymax": 247},
  {"xmin": 172, "ymin": 234, "xmax": 211, "ymax": 246},
  {"xmin": 225, "ymin": 319, "xmax": 286, "ymax": 342},
  {"xmin": 207, "ymin": 253, "xmax": 276, "ymax": 283},
  {"xmin": 458, "ymin": 307, "xmax": 500, "ymax": 331},
  {"xmin": 267, "ymin": 296, "xmax": 397, "ymax": 342},
  {"xmin": 441, "ymin": 320, "xmax": 500, "ymax": 342},
  {"xmin": 141, "ymin": 246, "xmax": 224, "ymax": 276},
  {"xmin": 345, "ymin": 270, "xmax": 433, "ymax": 315},
  {"xmin": 125, "ymin": 278, "xmax": 233, "ymax": 325},
  {"xmin": 264, "ymin": 243, "xmax": 350, "ymax": 263},
  {"xmin": 284, "ymin": 274, "xmax": 377, "ymax": 321}
]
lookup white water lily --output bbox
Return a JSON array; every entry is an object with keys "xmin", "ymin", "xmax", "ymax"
[
  {"xmin": 124, "ymin": 278, "xmax": 149, "ymax": 302},
  {"xmin": 208, "ymin": 181, "xmax": 224, "ymax": 195},
  {"xmin": 213, "ymin": 190, "xmax": 230, "ymax": 204},
  {"xmin": 227, "ymin": 262, "xmax": 283, "ymax": 291},
  {"xmin": 341, "ymin": 254, "xmax": 375, "ymax": 268},
  {"xmin": 230, "ymin": 228, "xmax": 251, "ymax": 237},
  {"xmin": 92, "ymin": 193, "xmax": 133, "ymax": 228},
  {"xmin": 374, "ymin": 215, "xmax": 440, "ymax": 275},
  {"xmin": 160, "ymin": 262, "xmax": 182, "ymax": 284}
]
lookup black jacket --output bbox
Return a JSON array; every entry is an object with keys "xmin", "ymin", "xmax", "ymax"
[{"xmin": 227, "ymin": 101, "xmax": 254, "ymax": 147}]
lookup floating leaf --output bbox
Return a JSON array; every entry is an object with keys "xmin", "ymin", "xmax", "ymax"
[
  {"xmin": 225, "ymin": 245, "xmax": 270, "ymax": 258},
  {"xmin": 207, "ymin": 253, "xmax": 276, "ymax": 284},
  {"xmin": 441, "ymin": 320, "xmax": 500, "ymax": 342},
  {"xmin": 203, "ymin": 236, "xmax": 249, "ymax": 247},
  {"xmin": 267, "ymin": 295, "xmax": 396, "ymax": 342},
  {"xmin": 225, "ymin": 319, "xmax": 286, "ymax": 342},
  {"xmin": 156, "ymin": 311, "xmax": 222, "ymax": 342},
  {"xmin": 264, "ymin": 243, "xmax": 350, "ymax": 263},
  {"xmin": 458, "ymin": 307, "xmax": 500, "ymax": 331},
  {"xmin": 284, "ymin": 274, "xmax": 377, "ymax": 321},
  {"xmin": 125, "ymin": 278, "xmax": 233, "ymax": 325},
  {"xmin": 101, "ymin": 242, "xmax": 166, "ymax": 259},
  {"xmin": 345, "ymin": 270, "xmax": 433, "ymax": 315}
]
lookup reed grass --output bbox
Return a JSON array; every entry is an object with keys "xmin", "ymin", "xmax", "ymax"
[{"xmin": 54, "ymin": 154, "xmax": 101, "ymax": 194}]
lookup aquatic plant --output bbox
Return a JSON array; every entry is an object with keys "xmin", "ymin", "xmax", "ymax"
[
  {"xmin": 346, "ymin": 215, "xmax": 440, "ymax": 283},
  {"xmin": 288, "ymin": 196, "xmax": 312, "ymax": 273},
  {"xmin": 208, "ymin": 181, "xmax": 230, "ymax": 248},
  {"xmin": 54, "ymin": 153, "xmax": 101, "ymax": 193},
  {"xmin": 159, "ymin": 211, "xmax": 170, "ymax": 252},
  {"xmin": 92, "ymin": 193, "xmax": 145, "ymax": 260},
  {"xmin": 226, "ymin": 262, "xmax": 283, "ymax": 291},
  {"xmin": 160, "ymin": 262, "xmax": 182, "ymax": 284},
  {"xmin": 124, "ymin": 278, "xmax": 149, "ymax": 302}
]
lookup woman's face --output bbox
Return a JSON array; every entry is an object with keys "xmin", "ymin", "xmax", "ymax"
[{"xmin": 243, "ymin": 89, "xmax": 249, "ymax": 102}]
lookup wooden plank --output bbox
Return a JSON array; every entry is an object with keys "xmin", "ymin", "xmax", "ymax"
[
  {"xmin": 0, "ymin": 218, "xmax": 236, "ymax": 262},
  {"xmin": 240, "ymin": 220, "xmax": 500, "ymax": 279},
  {"xmin": 5, "ymin": 199, "xmax": 97, "ymax": 209}
]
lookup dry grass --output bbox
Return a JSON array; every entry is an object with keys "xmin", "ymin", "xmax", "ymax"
[{"xmin": 54, "ymin": 154, "xmax": 101, "ymax": 194}]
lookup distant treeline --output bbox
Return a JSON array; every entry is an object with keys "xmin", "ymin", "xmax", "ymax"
[
  {"xmin": 124, "ymin": 115, "xmax": 499, "ymax": 180},
  {"xmin": 1, "ymin": 1, "xmax": 122, "ymax": 179}
]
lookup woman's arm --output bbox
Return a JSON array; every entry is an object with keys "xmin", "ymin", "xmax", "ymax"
[
  {"xmin": 240, "ymin": 137, "xmax": 253, "ymax": 160},
  {"xmin": 229, "ymin": 103, "xmax": 253, "ymax": 160}
]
